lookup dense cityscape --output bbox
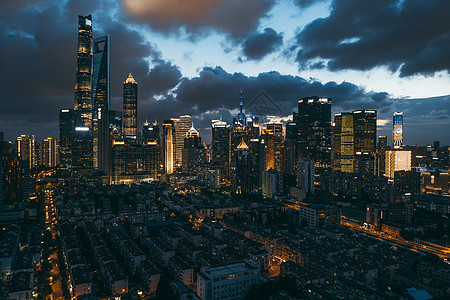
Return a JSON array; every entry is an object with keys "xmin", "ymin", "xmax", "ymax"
[{"xmin": 1, "ymin": 7, "xmax": 450, "ymax": 300}]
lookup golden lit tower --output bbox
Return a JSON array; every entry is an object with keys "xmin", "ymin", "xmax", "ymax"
[
  {"xmin": 74, "ymin": 15, "xmax": 93, "ymax": 112},
  {"xmin": 123, "ymin": 73, "xmax": 138, "ymax": 143},
  {"xmin": 16, "ymin": 135, "xmax": 35, "ymax": 169},
  {"xmin": 172, "ymin": 115, "xmax": 192, "ymax": 170},
  {"xmin": 162, "ymin": 120, "xmax": 174, "ymax": 174}
]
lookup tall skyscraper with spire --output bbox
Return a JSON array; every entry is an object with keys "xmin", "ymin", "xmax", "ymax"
[
  {"xmin": 123, "ymin": 73, "xmax": 138, "ymax": 143},
  {"xmin": 162, "ymin": 120, "xmax": 174, "ymax": 174},
  {"xmin": 92, "ymin": 35, "xmax": 111, "ymax": 174},
  {"xmin": 74, "ymin": 15, "xmax": 93, "ymax": 111},
  {"xmin": 72, "ymin": 15, "xmax": 94, "ymax": 177}
]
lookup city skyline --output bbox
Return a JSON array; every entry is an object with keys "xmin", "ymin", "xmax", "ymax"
[{"xmin": 0, "ymin": 0, "xmax": 449, "ymax": 145}]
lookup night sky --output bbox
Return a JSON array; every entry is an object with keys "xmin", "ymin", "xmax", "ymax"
[{"xmin": 0, "ymin": 0, "xmax": 449, "ymax": 145}]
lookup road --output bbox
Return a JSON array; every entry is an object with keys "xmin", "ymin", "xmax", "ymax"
[
  {"xmin": 44, "ymin": 189, "xmax": 65, "ymax": 299},
  {"xmin": 341, "ymin": 217, "xmax": 450, "ymax": 261}
]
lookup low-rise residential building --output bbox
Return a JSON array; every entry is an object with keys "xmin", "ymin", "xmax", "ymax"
[{"xmin": 197, "ymin": 260, "xmax": 260, "ymax": 300}]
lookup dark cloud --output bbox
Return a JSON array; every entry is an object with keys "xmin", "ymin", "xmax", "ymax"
[
  {"xmin": 242, "ymin": 27, "xmax": 283, "ymax": 60},
  {"xmin": 293, "ymin": 0, "xmax": 328, "ymax": 8},
  {"xmin": 121, "ymin": 0, "xmax": 276, "ymax": 40},
  {"xmin": 293, "ymin": 0, "xmax": 450, "ymax": 77},
  {"xmin": 0, "ymin": 0, "xmax": 177, "ymax": 142}
]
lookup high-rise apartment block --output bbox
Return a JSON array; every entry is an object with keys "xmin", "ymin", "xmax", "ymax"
[{"xmin": 16, "ymin": 135, "xmax": 35, "ymax": 169}]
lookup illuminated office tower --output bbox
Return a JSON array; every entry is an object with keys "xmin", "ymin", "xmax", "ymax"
[
  {"xmin": 385, "ymin": 150, "xmax": 411, "ymax": 179},
  {"xmin": 182, "ymin": 124, "xmax": 205, "ymax": 173},
  {"xmin": 333, "ymin": 112, "xmax": 354, "ymax": 172},
  {"xmin": 232, "ymin": 139, "xmax": 251, "ymax": 194},
  {"xmin": 296, "ymin": 96, "xmax": 332, "ymax": 174},
  {"xmin": 211, "ymin": 119, "xmax": 231, "ymax": 181},
  {"xmin": 59, "ymin": 109, "xmax": 74, "ymax": 169},
  {"xmin": 376, "ymin": 136, "xmax": 388, "ymax": 176},
  {"xmin": 72, "ymin": 15, "xmax": 93, "ymax": 176},
  {"xmin": 0, "ymin": 137, "xmax": 22, "ymax": 206},
  {"xmin": 393, "ymin": 112, "xmax": 403, "ymax": 149},
  {"xmin": 92, "ymin": 35, "xmax": 110, "ymax": 172},
  {"xmin": 40, "ymin": 138, "xmax": 59, "ymax": 168},
  {"xmin": 353, "ymin": 110, "xmax": 377, "ymax": 174},
  {"xmin": 172, "ymin": 115, "xmax": 191, "ymax": 169},
  {"xmin": 16, "ymin": 135, "xmax": 35, "ymax": 169},
  {"xmin": 143, "ymin": 120, "xmax": 160, "ymax": 145},
  {"xmin": 123, "ymin": 73, "xmax": 138, "ymax": 143},
  {"xmin": 333, "ymin": 110, "xmax": 376, "ymax": 174},
  {"xmin": 263, "ymin": 121, "xmax": 283, "ymax": 172},
  {"xmin": 74, "ymin": 15, "xmax": 93, "ymax": 111},
  {"xmin": 162, "ymin": 120, "xmax": 174, "ymax": 174}
]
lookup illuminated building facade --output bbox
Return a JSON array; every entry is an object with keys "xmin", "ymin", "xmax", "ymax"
[
  {"xmin": 385, "ymin": 150, "xmax": 411, "ymax": 179},
  {"xmin": 92, "ymin": 35, "xmax": 110, "ymax": 173},
  {"xmin": 123, "ymin": 73, "xmax": 138, "ymax": 143},
  {"xmin": 393, "ymin": 112, "xmax": 403, "ymax": 149},
  {"xmin": 182, "ymin": 124, "xmax": 206, "ymax": 173},
  {"xmin": 143, "ymin": 121, "xmax": 160, "ymax": 145},
  {"xmin": 263, "ymin": 121, "xmax": 283, "ymax": 172},
  {"xmin": 72, "ymin": 15, "xmax": 94, "ymax": 176},
  {"xmin": 376, "ymin": 135, "xmax": 388, "ymax": 177},
  {"xmin": 296, "ymin": 96, "xmax": 332, "ymax": 175},
  {"xmin": 16, "ymin": 135, "xmax": 35, "ymax": 169},
  {"xmin": 172, "ymin": 115, "xmax": 192, "ymax": 170},
  {"xmin": 39, "ymin": 137, "xmax": 59, "ymax": 168},
  {"xmin": 59, "ymin": 109, "xmax": 74, "ymax": 169},
  {"xmin": 0, "ymin": 139, "xmax": 22, "ymax": 207},
  {"xmin": 333, "ymin": 112, "xmax": 354, "ymax": 172},
  {"xmin": 232, "ymin": 139, "xmax": 251, "ymax": 194},
  {"xmin": 162, "ymin": 120, "xmax": 174, "ymax": 174},
  {"xmin": 74, "ymin": 14, "xmax": 93, "ymax": 111},
  {"xmin": 333, "ymin": 110, "xmax": 377, "ymax": 174},
  {"xmin": 211, "ymin": 120, "xmax": 231, "ymax": 181},
  {"xmin": 111, "ymin": 143, "xmax": 160, "ymax": 184},
  {"xmin": 353, "ymin": 110, "xmax": 377, "ymax": 174}
]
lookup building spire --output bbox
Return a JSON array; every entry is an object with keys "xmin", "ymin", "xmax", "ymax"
[
  {"xmin": 239, "ymin": 89, "xmax": 243, "ymax": 113},
  {"xmin": 124, "ymin": 72, "xmax": 137, "ymax": 84}
]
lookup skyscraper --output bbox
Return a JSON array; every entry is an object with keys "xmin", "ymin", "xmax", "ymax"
[
  {"xmin": 393, "ymin": 112, "xmax": 403, "ymax": 149},
  {"xmin": 0, "ymin": 138, "xmax": 22, "ymax": 207},
  {"xmin": 92, "ymin": 35, "xmax": 110, "ymax": 173},
  {"xmin": 59, "ymin": 109, "xmax": 74, "ymax": 169},
  {"xmin": 172, "ymin": 115, "xmax": 192, "ymax": 170},
  {"xmin": 16, "ymin": 135, "xmax": 35, "ymax": 169},
  {"xmin": 211, "ymin": 119, "xmax": 231, "ymax": 181},
  {"xmin": 332, "ymin": 110, "xmax": 377, "ymax": 174},
  {"xmin": 40, "ymin": 138, "xmax": 59, "ymax": 168},
  {"xmin": 72, "ymin": 15, "xmax": 94, "ymax": 176},
  {"xmin": 74, "ymin": 15, "xmax": 93, "ymax": 111},
  {"xmin": 296, "ymin": 96, "xmax": 332, "ymax": 175},
  {"xmin": 232, "ymin": 139, "xmax": 251, "ymax": 194},
  {"xmin": 123, "ymin": 73, "xmax": 138, "ymax": 143},
  {"xmin": 263, "ymin": 121, "xmax": 283, "ymax": 172},
  {"xmin": 162, "ymin": 120, "xmax": 174, "ymax": 174},
  {"xmin": 333, "ymin": 112, "xmax": 354, "ymax": 173},
  {"xmin": 92, "ymin": 35, "xmax": 110, "ymax": 110},
  {"xmin": 353, "ymin": 110, "xmax": 377, "ymax": 174},
  {"xmin": 182, "ymin": 124, "xmax": 205, "ymax": 173}
]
